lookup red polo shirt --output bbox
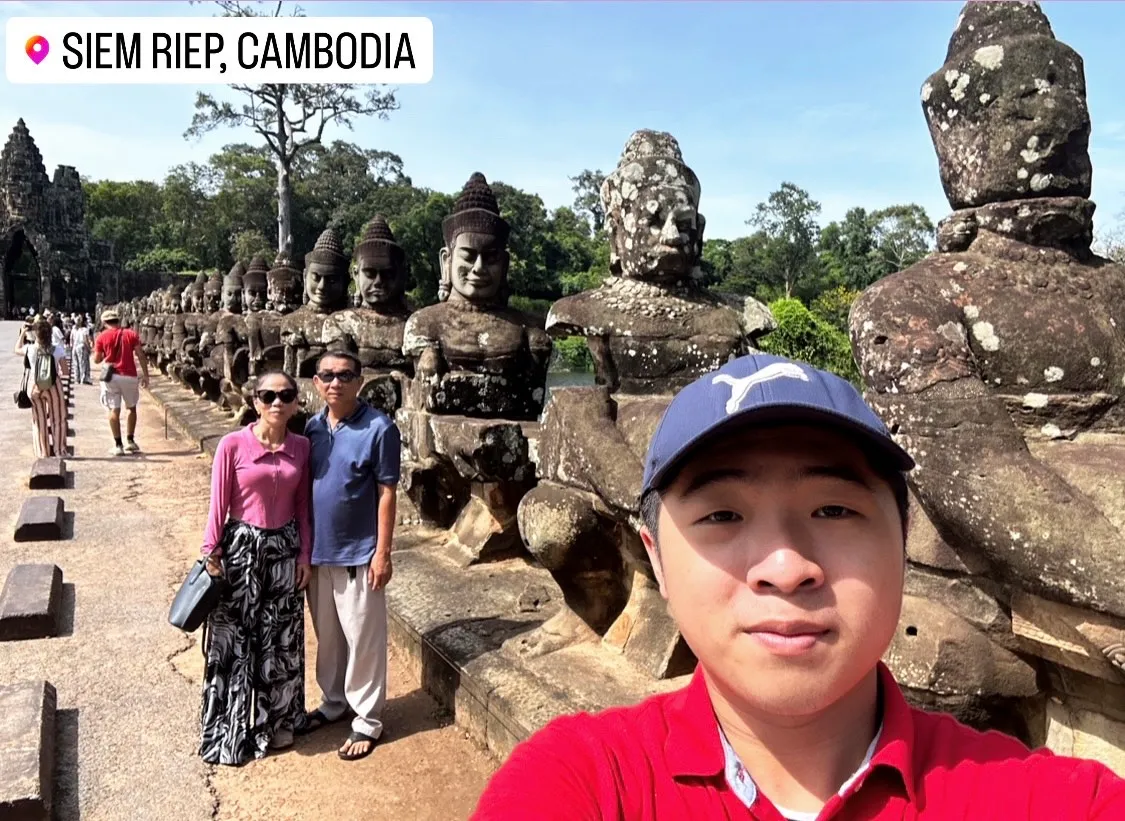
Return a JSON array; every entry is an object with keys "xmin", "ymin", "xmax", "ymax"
[
  {"xmin": 94, "ymin": 327, "xmax": 141, "ymax": 377},
  {"xmin": 472, "ymin": 663, "xmax": 1125, "ymax": 820}
]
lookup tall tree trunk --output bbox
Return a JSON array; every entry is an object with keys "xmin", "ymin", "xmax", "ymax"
[{"xmin": 276, "ymin": 158, "xmax": 292, "ymax": 258}]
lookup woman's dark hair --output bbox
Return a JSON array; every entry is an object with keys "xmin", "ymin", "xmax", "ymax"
[
  {"xmin": 255, "ymin": 370, "xmax": 298, "ymax": 394},
  {"xmin": 34, "ymin": 321, "xmax": 52, "ymax": 347}
]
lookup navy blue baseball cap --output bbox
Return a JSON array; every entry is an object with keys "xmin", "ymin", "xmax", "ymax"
[{"xmin": 641, "ymin": 353, "xmax": 914, "ymax": 494}]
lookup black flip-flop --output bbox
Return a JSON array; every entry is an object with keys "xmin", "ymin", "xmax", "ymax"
[
  {"xmin": 338, "ymin": 731, "xmax": 378, "ymax": 761},
  {"xmin": 295, "ymin": 708, "xmax": 347, "ymax": 736}
]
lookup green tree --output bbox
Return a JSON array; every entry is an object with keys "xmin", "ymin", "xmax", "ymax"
[
  {"xmin": 185, "ymin": 0, "xmax": 399, "ymax": 257},
  {"xmin": 569, "ymin": 169, "xmax": 606, "ymax": 231},
  {"xmin": 809, "ymin": 285, "xmax": 862, "ymax": 334},
  {"xmin": 83, "ymin": 179, "xmax": 165, "ymax": 266},
  {"xmin": 127, "ymin": 247, "xmax": 201, "ymax": 273},
  {"xmin": 230, "ymin": 229, "xmax": 273, "ymax": 264},
  {"xmin": 868, "ymin": 204, "xmax": 934, "ymax": 281},
  {"xmin": 748, "ymin": 183, "xmax": 822, "ymax": 299},
  {"xmin": 759, "ymin": 297, "xmax": 859, "ymax": 383},
  {"xmin": 392, "ymin": 192, "xmax": 454, "ymax": 306}
]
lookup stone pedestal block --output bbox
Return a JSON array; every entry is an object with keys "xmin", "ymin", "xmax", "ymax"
[
  {"xmin": 0, "ymin": 564, "xmax": 62, "ymax": 641},
  {"xmin": 0, "ymin": 680, "xmax": 56, "ymax": 821},
  {"xmin": 13, "ymin": 497, "xmax": 64, "ymax": 542},
  {"xmin": 28, "ymin": 458, "xmax": 65, "ymax": 490}
]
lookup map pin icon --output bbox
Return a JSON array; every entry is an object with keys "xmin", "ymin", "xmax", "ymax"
[{"xmin": 25, "ymin": 35, "xmax": 49, "ymax": 65}]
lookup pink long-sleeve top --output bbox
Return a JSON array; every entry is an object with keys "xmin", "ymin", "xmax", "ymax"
[{"xmin": 201, "ymin": 424, "xmax": 313, "ymax": 564}]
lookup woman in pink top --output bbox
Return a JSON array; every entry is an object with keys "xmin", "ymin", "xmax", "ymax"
[{"xmin": 198, "ymin": 371, "xmax": 312, "ymax": 766}]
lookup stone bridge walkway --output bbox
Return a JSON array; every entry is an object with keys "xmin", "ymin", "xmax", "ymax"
[{"xmin": 0, "ymin": 321, "xmax": 496, "ymax": 821}]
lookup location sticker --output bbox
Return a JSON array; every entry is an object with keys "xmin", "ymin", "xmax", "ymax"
[{"xmin": 25, "ymin": 35, "xmax": 48, "ymax": 65}]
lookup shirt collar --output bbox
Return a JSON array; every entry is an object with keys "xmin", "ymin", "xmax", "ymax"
[
  {"xmin": 666, "ymin": 662, "xmax": 917, "ymax": 803},
  {"xmin": 242, "ymin": 422, "xmax": 300, "ymax": 462},
  {"xmin": 318, "ymin": 399, "xmax": 369, "ymax": 429}
]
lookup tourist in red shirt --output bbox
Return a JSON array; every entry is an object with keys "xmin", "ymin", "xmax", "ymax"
[
  {"xmin": 473, "ymin": 354, "xmax": 1125, "ymax": 820},
  {"xmin": 93, "ymin": 309, "xmax": 149, "ymax": 456}
]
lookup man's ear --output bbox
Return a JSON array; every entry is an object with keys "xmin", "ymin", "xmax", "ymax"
[{"xmin": 640, "ymin": 526, "xmax": 668, "ymax": 599}]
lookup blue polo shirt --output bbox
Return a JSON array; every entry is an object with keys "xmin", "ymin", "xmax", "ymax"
[{"xmin": 305, "ymin": 401, "xmax": 401, "ymax": 567}]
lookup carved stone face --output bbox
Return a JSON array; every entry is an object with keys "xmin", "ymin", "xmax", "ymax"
[
  {"xmin": 304, "ymin": 261, "xmax": 349, "ymax": 312},
  {"xmin": 202, "ymin": 287, "xmax": 221, "ymax": 314},
  {"xmin": 441, "ymin": 232, "xmax": 508, "ymax": 305},
  {"xmin": 242, "ymin": 283, "xmax": 268, "ymax": 313},
  {"xmin": 355, "ymin": 252, "xmax": 406, "ymax": 309},
  {"xmin": 610, "ymin": 183, "xmax": 703, "ymax": 283},
  {"xmin": 189, "ymin": 288, "xmax": 204, "ymax": 314},
  {"xmin": 181, "ymin": 288, "xmax": 192, "ymax": 313},
  {"xmin": 221, "ymin": 283, "xmax": 242, "ymax": 313},
  {"xmin": 267, "ymin": 276, "xmax": 302, "ymax": 314}
]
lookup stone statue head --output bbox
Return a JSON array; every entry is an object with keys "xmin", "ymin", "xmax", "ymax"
[
  {"xmin": 221, "ymin": 261, "xmax": 245, "ymax": 314},
  {"xmin": 189, "ymin": 272, "xmax": 206, "ymax": 313},
  {"xmin": 180, "ymin": 283, "xmax": 192, "ymax": 313},
  {"xmin": 922, "ymin": 1, "xmax": 1091, "ymax": 209},
  {"xmin": 602, "ymin": 130, "xmax": 705, "ymax": 285},
  {"xmin": 242, "ymin": 255, "xmax": 269, "ymax": 313},
  {"xmin": 267, "ymin": 254, "xmax": 303, "ymax": 314},
  {"xmin": 303, "ymin": 227, "xmax": 350, "ymax": 313},
  {"xmin": 353, "ymin": 214, "xmax": 408, "ymax": 312},
  {"xmin": 161, "ymin": 285, "xmax": 178, "ymax": 314},
  {"xmin": 439, "ymin": 172, "xmax": 510, "ymax": 306},
  {"xmin": 203, "ymin": 271, "xmax": 222, "ymax": 314}
]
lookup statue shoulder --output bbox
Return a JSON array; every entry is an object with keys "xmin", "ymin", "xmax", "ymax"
[
  {"xmin": 546, "ymin": 291, "xmax": 601, "ymax": 336},
  {"xmin": 403, "ymin": 304, "xmax": 446, "ymax": 354}
]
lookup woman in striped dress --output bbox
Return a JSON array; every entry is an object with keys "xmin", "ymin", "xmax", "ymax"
[
  {"xmin": 14, "ymin": 320, "xmax": 68, "ymax": 457},
  {"xmin": 198, "ymin": 370, "xmax": 312, "ymax": 766}
]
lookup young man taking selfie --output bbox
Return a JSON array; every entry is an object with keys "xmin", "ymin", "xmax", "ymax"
[{"xmin": 473, "ymin": 353, "xmax": 1125, "ymax": 820}]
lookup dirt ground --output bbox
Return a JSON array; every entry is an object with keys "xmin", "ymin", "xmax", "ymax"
[{"xmin": 0, "ymin": 321, "xmax": 497, "ymax": 821}]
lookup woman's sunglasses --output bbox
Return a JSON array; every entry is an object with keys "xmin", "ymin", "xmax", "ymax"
[
  {"xmin": 316, "ymin": 370, "xmax": 358, "ymax": 384},
  {"xmin": 256, "ymin": 388, "xmax": 298, "ymax": 405}
]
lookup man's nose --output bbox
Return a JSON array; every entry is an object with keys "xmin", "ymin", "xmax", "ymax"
[{"xmin": 744, "ymin": 519, "xmax": 825, "ymax": 595}]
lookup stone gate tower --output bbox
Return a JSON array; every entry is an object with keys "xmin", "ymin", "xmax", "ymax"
[{"xmin": 0, "ymin": 118, "xmax": 119, "ymax": 317}]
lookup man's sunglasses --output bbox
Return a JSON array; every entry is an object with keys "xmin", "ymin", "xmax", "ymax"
[
  {"xmin": 256, "ymin": 388, "xmax": 298, "ymax": 404},
  {"xmin": 316, "ymin": 370, "xmax": 358, "ymax": 384}
]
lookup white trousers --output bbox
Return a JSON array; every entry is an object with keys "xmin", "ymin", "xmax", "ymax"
[{"xmin": 308, "ymin": 564, "xmax": 388, "ymax": 738}]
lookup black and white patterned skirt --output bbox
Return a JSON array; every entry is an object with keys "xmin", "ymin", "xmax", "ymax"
[{"xmin": 199, "ymin": 519, "xmax": 305, "ymax": 766}]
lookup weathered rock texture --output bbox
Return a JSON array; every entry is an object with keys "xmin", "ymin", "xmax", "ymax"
[
  {"xmin": 516, "ymin": 130, "xmax": 774, "ymax": 679},
  {"xmin": 852, "ymin": 0, "xmax": 1125, "ymax": 761}
]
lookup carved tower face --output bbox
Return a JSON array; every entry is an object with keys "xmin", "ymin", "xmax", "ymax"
[
  {"xmin": 922, "ymin": 1, "xmax": 1091, "ymax": 209},
  {"xmin": 602, "ymin": 130, "xmax": 705, "ymax": 284}
]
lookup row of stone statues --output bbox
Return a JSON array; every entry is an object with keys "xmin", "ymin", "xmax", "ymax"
[{"xmin": 112, "ymin": 0, "xmax": 1125, "ymax": 762}]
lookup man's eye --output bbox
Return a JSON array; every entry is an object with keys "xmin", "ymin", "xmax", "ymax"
[
  {"xmin": 814, "ymin": 505, "xmax": 854, "ymax": 519},
  {"xmin": 700, "ymin": 510, "xmax": 741, "ymax": 524}
]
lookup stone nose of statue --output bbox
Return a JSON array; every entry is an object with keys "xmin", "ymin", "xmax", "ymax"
[{"xmin": 660, "ymin": 214, "xmax": 685, "ymax": 245}]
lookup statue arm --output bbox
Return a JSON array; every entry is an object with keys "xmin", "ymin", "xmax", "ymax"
[{"xmin": 851, "ymin": 280, "xmax": 1125, "ymax": 617}]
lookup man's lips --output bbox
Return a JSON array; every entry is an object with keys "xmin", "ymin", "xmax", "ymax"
[{"xmin": 744, "ymin": 621, "xmax": 831, "ymax": 655}]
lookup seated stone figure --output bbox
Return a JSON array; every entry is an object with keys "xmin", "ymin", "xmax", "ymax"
[
  {"xmin": 192, "ymin": 270, "xmax": 226, "ymax": 401},
  {"xmin": 323, "ymin": 214, "xmax": 413, "ymax": 416},
  {"xmin": 851, "ymin": 0, "xmax": 1125, "ymax": 705},
  {"xmin": 239, "ymin": 254, "xmax": 304, "ymax": 423},
  {"xmin": 403, "ymin": 172, "xmax": 552, "ymax": 418},
  {"xmin": 214, "ymin": 258, "xmax": 260, "ymax": 414},
  {"xmin": 514, "ymin": 130, "xmax": 774, "ymax": 678},
  {"xmin": 281, "ymin": 227, "xmax": 350, "ymax": 380},
  {"xmin": 172, "ymin": 273, "xmax": 209, "ymax": 389},
  {"xmin": 398, "ymin": 172, "xmax": 552, "ymax": 563}
]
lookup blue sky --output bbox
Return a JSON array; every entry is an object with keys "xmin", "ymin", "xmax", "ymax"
[{"xmin": 2, "ymin": 0, "xmax": 1125, "ymax": 241}]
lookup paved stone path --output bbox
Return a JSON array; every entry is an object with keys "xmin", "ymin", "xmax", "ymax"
[{"xmin": 0, "ymin": 321, "xmax": 497, "ymax": 820}]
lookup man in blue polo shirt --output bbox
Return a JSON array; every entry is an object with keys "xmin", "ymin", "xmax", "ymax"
[{"xmin": 300, "ymin": 350, "xmax": 401, "ymax": 761}]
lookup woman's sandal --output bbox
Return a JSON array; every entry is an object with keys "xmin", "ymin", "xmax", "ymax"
[
  {"xmin": 338, "ymin": 731, "xmax": 378, "ymax": 761},
  {"xmin": 296, "ymin": 709, "xmax": 347, "ymax": 736}
]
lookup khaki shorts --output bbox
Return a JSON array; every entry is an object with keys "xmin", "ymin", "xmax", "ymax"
[{"xmin": 100, "ymin": 374, "xmax": 140, "ymax": 410}]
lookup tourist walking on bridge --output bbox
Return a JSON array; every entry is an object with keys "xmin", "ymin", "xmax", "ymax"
[
  {"xmin": 14, "ymin": 319, "xmax": 67, "ymax": 457},
  {"xmin": 299, "ymin": 351, "xmax": 400, "ymax": 762},
  {"xmin": 198, "ymin": 370, "xmax": 312, "ymax": 766},
  {"xmin": 69, "ymin": 315, "xmax": 92, "ymax": 384},
  {"xmin": 93, "ymin": 309, "xmax": 148, "ymax": 455}
]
